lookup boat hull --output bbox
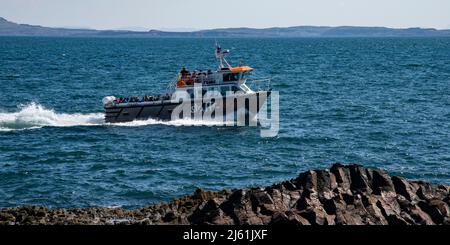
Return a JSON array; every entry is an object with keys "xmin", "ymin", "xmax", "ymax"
[{"xmin": 104, "ymin": 91, "xmax": 271, "ymax": 124}]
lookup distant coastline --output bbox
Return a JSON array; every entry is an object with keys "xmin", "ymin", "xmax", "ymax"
[{"xmin": 1, "ymin": 17, "xmax": 450, "ymax": 38}]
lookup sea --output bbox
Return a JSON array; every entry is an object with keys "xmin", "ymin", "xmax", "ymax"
[{"xmin": 0, "ymin": 37, "xmax": 449, "ymax": 208}]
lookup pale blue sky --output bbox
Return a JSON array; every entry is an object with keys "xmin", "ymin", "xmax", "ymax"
[{"xmin": 1, "ymin": 0, "xmax": 450, "ymax": 30}]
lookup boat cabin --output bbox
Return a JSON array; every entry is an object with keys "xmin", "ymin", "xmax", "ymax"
[
  {"xmin": 173, "ymin": 65, "xmax": 253, "ymax": 101},
  {"xmin": 176, "ymin": 66, "xmax": 252, "ymax": 87}
]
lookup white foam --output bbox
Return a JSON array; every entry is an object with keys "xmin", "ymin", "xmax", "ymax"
[
  {"xmin": 110, "ymin": 118, "xmax": 231, "ymax": 127},
  {"xmin": 0, "ymin": 102, "xmax": 104, "ymax": 131},
  {"xmin": 0, "ymin": 102, "xmax": 231, "ymax": 131}
]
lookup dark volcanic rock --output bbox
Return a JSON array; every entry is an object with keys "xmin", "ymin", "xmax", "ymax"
[{"xmin": 1, "ymin": 164, "xmax": 449, "ymax": 225}]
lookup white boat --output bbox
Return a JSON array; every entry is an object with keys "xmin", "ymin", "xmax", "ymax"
[{"xmin": 103, "ymin": 44, "xmax": 271, "ymax": 124}]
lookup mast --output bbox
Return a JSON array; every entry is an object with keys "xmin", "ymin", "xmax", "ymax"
[{"xmin": 215, "ymin": 42, "xmax": 231, "ymax": 69}]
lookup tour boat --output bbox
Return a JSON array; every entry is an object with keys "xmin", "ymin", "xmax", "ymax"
[{"xmin": 103, "ymin": 44, "xmax": 271, "ymax": 124}]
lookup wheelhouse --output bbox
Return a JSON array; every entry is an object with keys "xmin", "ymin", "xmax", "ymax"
[{"xmin": 172, "ymin": 65, "xmax": 254, "ymax": 101}]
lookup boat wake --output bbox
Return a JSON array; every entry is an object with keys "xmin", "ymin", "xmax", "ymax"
[
  {"xmin": 0, "ymin": 103, "xmax": 229, "ymax": 132},
  {"xmin": 0, "ymin": 103, "xmax": 104, "ymax": 131}
]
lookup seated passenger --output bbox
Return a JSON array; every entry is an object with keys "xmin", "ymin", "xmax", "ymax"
[
  {"xmin": 198, "ymin": 71, "xmax": 206, "ymax": 83},
  {"xmin": 187, "ymin": 72, "xmax": 195, "ymax": 85},
  {"xmin": 191, "ymin": 71, "xmax": 199, "ymax": 84}
]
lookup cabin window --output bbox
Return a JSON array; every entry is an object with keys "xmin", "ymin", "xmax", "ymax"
[
  {"xmin": 223, "ymin": 72, "xmax": 239, "ymax": 82},
  {"xmin": 223, "ymin": 74, "xmax": 231, "ymax": 82},
  {"xmin": 232, "ymin": 86, "xmax": 240, "ymax": 92}
]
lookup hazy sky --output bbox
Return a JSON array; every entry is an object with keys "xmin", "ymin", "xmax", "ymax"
[{"xmin": 1, "ymin": 0, "xmax": 450, "ymax": 30}]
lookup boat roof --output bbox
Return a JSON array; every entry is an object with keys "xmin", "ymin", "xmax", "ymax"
[{"xmin": 228, "ymin": 66, "xmax": 253, "ymax": 72}]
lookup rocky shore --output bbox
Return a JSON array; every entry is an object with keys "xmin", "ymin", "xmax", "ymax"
[{"xmin": 1, "ymin": 163, "xmax": 449, "ymax": 225}]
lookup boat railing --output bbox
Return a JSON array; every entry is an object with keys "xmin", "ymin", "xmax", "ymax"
[
  {"xmin": 111, "ymin": 92, "xmax": 173, "ymax": 106},
  {"xmin": 248, "ymin": 77, "xmax": 272, "ymax": 91}
]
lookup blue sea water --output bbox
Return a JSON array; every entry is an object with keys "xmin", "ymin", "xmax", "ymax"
[{"xmin": 0, "ymin": 37, "xmax": 449, "ymax": 208}]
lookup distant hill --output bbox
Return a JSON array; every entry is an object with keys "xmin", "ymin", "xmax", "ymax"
[
  {"xmin": 1, "ymin": 17, "xmax": 450, "ymax": 37},
  {"xmin": 0, "ymin": 17, "xmax": 97, "ymax": 36}
]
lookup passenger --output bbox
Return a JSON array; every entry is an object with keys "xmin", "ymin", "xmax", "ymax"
[
  {"xmin": 198, "ymin": 70, "xmax": 205, "ymax": 83},
  {"xmin": 191, "ymin": 71, "xmax": 198, "ymax": 84},
  {"xmin": 187, "ymin": 71, "xmax": 195, "ymax": 86},
  {"xmin": 204, "ymin": 70, "xmax": 213, "ymax": 84},
  {"xmin": 177, "ymin": 79, "xmax": 186, "ymax": 87},
  {"xmin": 180, "ymin": 66, "xmax": 190, "ymax": 78}
]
